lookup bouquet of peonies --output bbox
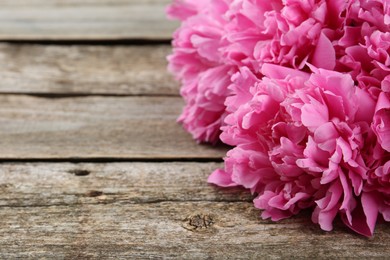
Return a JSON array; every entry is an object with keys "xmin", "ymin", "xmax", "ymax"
[{"xmin": 167, "ymin": 0, "xmax": 389, "ymax": 237}]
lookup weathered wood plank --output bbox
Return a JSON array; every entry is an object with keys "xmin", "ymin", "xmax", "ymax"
[
  {"xmin": 1, "ymin": 162, "xmax": 389, "ymax": 258},
  {"xmin": 0, "ymin": 0, "xmax": 178, "ymax": 40},
  {"xmin": 1, "ymin": 203, "xmax": 389, "ymax": 258},
  {"xmin": 0, "ymin": 95, "xmax": 227, "ymax": 160},
  {"xmin": 0, "ymin": 44, "xmax": 178, "ymax": 95},
  {"xmin": 0, "ymin": 162, "xmax": 251, "ymax": 207}
]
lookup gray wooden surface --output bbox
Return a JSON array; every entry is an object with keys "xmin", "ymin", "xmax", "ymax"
[
  {"xmin": 2, "ymin": 163, "xmax": 390, "ymax": 258},
  {"xmin": 0, "ymin": 95, "xmax": 227, "ymax": 160},
  {"xmin": 0, "ymin": 1, "xmax": 388, "ymax": 259},
  {"xmin": 0, "ymin": 44, "xmax": 178, "ymax": 95},
  {"xmin": 0, "ymin": 0, "xmax": 178, "ymax": 40}
]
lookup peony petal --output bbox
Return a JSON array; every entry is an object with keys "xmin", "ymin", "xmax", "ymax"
[
  {"xmin": 354, "ymin": 88, "xmax": 376, "ymax": 123},
  {"xmin": 311, "ymin": 33, "xmax": 336, "ymax": 70},
  {"xmin": 261, "ymin": 63, "xmax": 310, "ymax": 80},
  {"xmin": 314, "ymin": 122, "xmax": 338, "ymax": 152},
  {"xmin": 208, "ymin": 169, "xmax": 238, "ymax": 187},
  {"xmin": 372, "ymin": 92, "xmax": 390, "ymax": 151},
  {"xmin": 341, "ymin": 192, "xmax": 379, "ymax": 237},
  {"xmin": 313, "ymin": 181, "xmax": 342, "ymax": 231},
  {"xmin": 301, "ymin": 98, "xmax": 329, "ymax": 131}
]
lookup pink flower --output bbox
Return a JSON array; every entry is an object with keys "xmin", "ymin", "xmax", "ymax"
[
  {"xmin": 169, "ymin": 0, "xmax": 390, "ymax": 237},
  {"xmin": 209, "ymin": 65, "xmax": 389, "ymax": 236},
  {"xmin": 223, "ymin": 0, "xmax": 344, "ymax": 71},
  {"xmin": 168, "ymin": 0, "xmax": 348, "ymax": 143},
  {"xmin": 365, "ymin": 161, "xmax": 390, "ymax": 223},
  {"xmin": 221, "ymin": 64, "xmax": 310, "ymax": 146},
  {"xmin": 337, "ymin": 0, "xmax": 390, "ymax": 94},
  {"xmin": 210, "ymin": 65, "xmax": 319, "ymax": 221},
  {"xmin": 168, "ymin": 1, "xmax": 230, "ymax": 81},
  {"xmin": 168, "ymin": 0, "xmax": 233, "ymax": 142},
  {"xmin": 177, "ymin": 65, "xmax": 236, "ymax": 142}
]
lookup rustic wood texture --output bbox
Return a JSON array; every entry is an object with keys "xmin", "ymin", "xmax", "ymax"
[
  {"xmin": 0, "ymin": 0, "xmax": 178, "ymax": 40},
  {"xmin": 0, "ymin": 95, "xmax": 227, "ymax": 160},
  {"xmin": 0, "ymin": 162, "xmax": 249, "ymax": 207},
  {"xmin": 0, "ymin": 44, "xmax": 178, "ymax": 95},
  {"xmin": 2, "ymin": 1, "xmax": 389, "ymax": 258},
  {"xmin": 1, "ymin": 162, "xmax": 390, "ymax": 258}
]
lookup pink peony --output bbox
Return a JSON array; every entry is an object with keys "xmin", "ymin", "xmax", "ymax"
[
  {"xmin": 209, "ymin": 65, "xmax": 389, "ymax": 236},
  {"xmin": 222, "ymin": 0, "xmax": 348, "ymax": 71},
  {"xmin": 168, "ymin": 0, "xmax": 390, "ymax": 236},
  {"xmin": 337, "ymin": 0, "xmax": 390, "ymax": 95},
  {"xmin": 177, "ymin": 65, "xmax": 236, "ymax": 142},
  {"xmin": 167, "ymin": 0, "xmax": 234, "ymax": 142},
  {"xmin": 209, "ymin": 65, "xmax": 321, "ymax": 222},
  {"xmin": 168, "ymin": 0, "xmax": 348, "ymax": 143}
]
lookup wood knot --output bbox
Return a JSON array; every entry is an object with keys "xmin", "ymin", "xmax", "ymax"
[
  {"xmin": 183, "ymin": 214, "xmax": 215, "ymax": 231},
  {"xmin": 69, "ymin": 169, "xmax": 90, "ymax": 176},
  {"xmin": 0, "ymin": 183, "xmax": 11, "ymax": 190},
  {"xmin": 85, "ymin": 190, "xmax": 104, "ymax": 197}
]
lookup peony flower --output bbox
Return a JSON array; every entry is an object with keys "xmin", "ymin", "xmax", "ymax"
[
  {"xmin": 167, "ymin": 0, "xmax": 234, "ymax": 142},
  {"xmin": 222, "ymin": 0, "xmax": 345, "ymax": 72},
  {"xmin": 337, "ymin": 0, "xmax": 390, "ymax": 95},
  {"xmin": 168, "ymin": 0, "xmax": 390, "ymax": 236},
  {"xmin": 365, "ymin": 160, "xmax": 390, "ymax": 219},
  {"xmin": 209, "ymin": 65, "xmax": 389, "ymax": 236},
  {"xmin": 168, "ymin": 0, "xmax": 349, "ymax": 143},
  {"xmin": 177, "ymin": 65, "xmax": 236, "ymax": 142},
  {"xmin": 210, "ymin": 64, "xmax": 321, "ymax": 222}
]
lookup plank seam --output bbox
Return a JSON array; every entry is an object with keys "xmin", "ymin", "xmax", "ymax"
[
  {"xmin": 0, "ymin": 158, "xmax": 225, "ymax": 163},
  {"xmin": 0, "ymin": 92, "xmax": 181, "ymax": 98},
  {"xmin": 0, "ymin": 39, "xmax": 172, "ymax": 46},
  {"xmin": 0, "ymin": 200, "xmax": 253, "ymax": 209},
  {"xmin": 2, "ymin": 93, "xmax": 181, "ymax": 98}
]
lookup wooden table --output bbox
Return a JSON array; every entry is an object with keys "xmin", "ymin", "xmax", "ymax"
[{"xmin": 0, "ymin": 1, "xmax": 389, "ymax": 258}]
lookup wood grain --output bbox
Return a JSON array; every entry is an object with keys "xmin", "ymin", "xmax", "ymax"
[
  {"xmin": 0, "ymin": 44, "xmax": 179, "ymax": 95},
  {"xmin": 0, "ymin": 0, "xmax": 178, "ymax": 41},
  {"xmin": 2, "ymin": 1, "xmax": 384, "ymax": 257},
  {"xmin": 0, "ymin": 162, "xmax": 251, "ymax": 207},
  {"xmin": 1, "ymin": 162, "xmax": 389, "ymax": 258},
  {"xmin": 0, "ymin": 95, "xmax": 227, "ymax": 160}
]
